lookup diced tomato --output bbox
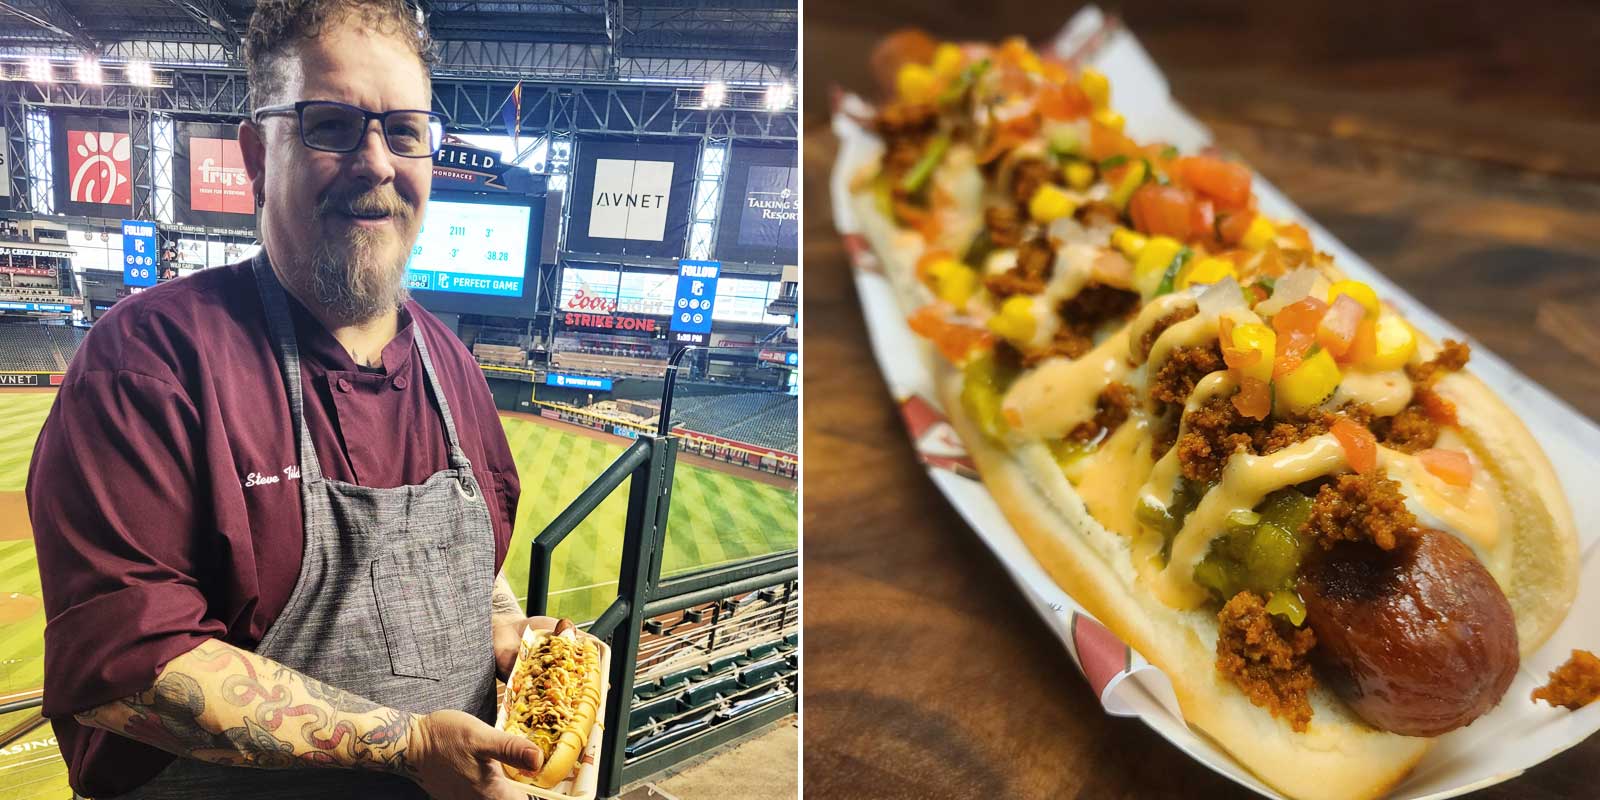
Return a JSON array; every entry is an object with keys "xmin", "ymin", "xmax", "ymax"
[
  {"xmin": 1418, "ymin": 388, "xmax": 1458, "ymax": 426},
  {"xmin": 1173, "ymin": 155, "xmax": 1253, "ymax": 209},
  {"xmin": 1128, "ymin": 184, "xmax": 1196, "ymax": 239},
  {"xmin": 1330, "ymin": 417, "xmax": 1377, "ymax": 474},
  {"xmin": 1189, "ymin": 197, "xmax": 1216, "ymax": 242},
  {"xmin": 1278, "ymin": 222, "xmax": 1313, "ymax": 250},
  {"xmin": 1088, "ymin": 120, "xmax": 1139, "ymax": 161},
  {"xmin": 1418, "ymin": 448, "xmax": 1473, "ymax": 487},
  {"xmin": 907, "ymin": 305, "xmax": 994, "ymax": 363},
  {"xmin": 1037, "ymin": 81, "xmax": 1091, "ymax": 120},
  {"xmin": 1270, "ymin": 297, "xmax": 1328, "ymax": 377},
  {"xmin": 1217, "ymin": 210, "xmax": 1255, "ymax": 246},
  {"xmin": 1317, "ymin": 294, "xmax": 1365, "ymax": 358},
  {"xmin": 1246, "ymin": 282, "xmax": 1270, "ymax": 306},
  {"xmin": 978, "ymin": 114, "xmax": 1042, "ymax": 164},
  {"xmin": 1232, "ymin": 376, "xmax": 1272, "ymax": 420},
  {"xmin": 1343, "ymin": 318, "xmax": 1378, "ymax": 365}
]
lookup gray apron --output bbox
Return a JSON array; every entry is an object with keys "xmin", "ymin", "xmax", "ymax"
[{"xmin": 112, "ymin": 256, "xmax": 499, "ymax": 799}]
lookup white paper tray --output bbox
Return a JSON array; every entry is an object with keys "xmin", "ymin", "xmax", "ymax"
[{"xmin": 828, "ymin": 7, "xmax": 1600, "ymax": 798}]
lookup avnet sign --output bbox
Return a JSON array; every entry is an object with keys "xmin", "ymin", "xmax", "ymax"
[{"xmin": 588, "ymin": 158, "xmax": 672, "ymax": 242}]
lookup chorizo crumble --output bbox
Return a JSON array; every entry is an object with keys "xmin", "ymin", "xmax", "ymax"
[
  {"xmin": 1302, "ymin": 472, "xmax": 1418, "ymax": 552},
  {"xmin": 1407, "ymin": 339, "xmax": 1471, "ymax": 387},
  {"xmin": 984, "ymin": 235, "xmax": 1053, "ymax": 298},
  {"xmin": 1150, "ymin": 344, "xmax": 1226, "ymax": 408},
  {"xmin": 1068, "ymin": 382, "xmax": 1136, "ymax": 443},
  {"xmin": 1174, "ymin": 395, "xmax": 1334, "ymax": 483},
  {"xmin": 1136, "ymin": 305, "xmax": 1199, "ymax": 363},
  {"xmin": 1531, "ymin": 650, "xmax": 1600, "ymax": 711},
  {"xmin": 1217, "ymin": 591, "xmax": 1318, "ymax": 732}
]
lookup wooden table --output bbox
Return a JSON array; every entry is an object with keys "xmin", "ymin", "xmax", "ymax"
[{"xmin": 801, "ymin": 3, "xmax": 1600, "ymax": 798}]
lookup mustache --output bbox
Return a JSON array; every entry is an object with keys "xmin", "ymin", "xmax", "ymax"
[{"xmin": 314, "ymin": 185, "xmax": 415, "ymax": 222}]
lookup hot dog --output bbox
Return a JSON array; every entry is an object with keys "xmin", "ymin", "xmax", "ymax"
[
  {"xmin": 840, "ymin": 31, "xmax": 1581, "ymax": 800},
  {"xmin": 501, "ymin": 620, "xmax": 605, "ymax": 789}
]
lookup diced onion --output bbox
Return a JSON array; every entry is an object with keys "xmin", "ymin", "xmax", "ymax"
[
  {"xmin": 1255, "ymin": 267, "xmax": 1322, "ymax": 316},
  {"xmin": 1196, "ymin": 275, "xmax": 1246, "ymax": 318}
]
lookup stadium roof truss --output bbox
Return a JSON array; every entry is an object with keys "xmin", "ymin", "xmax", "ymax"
[{"xmin": 0, "ymin": 1, "xmax": 795, "ymax": 218}]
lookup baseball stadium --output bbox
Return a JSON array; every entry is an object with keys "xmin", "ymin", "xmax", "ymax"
[{"xmin": 0, "ymin": 1, "xmax": 798, "ymax": 798}]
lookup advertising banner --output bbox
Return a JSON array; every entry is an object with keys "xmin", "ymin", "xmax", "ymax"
[
  {"xmin": 172, "ymin": 121, "xmax": 255, "ymax": 228},
  {"xmin": 546, "ymin": 373, "xmax": 614, "ymax": 390},
  {"xmin": 53, "ymin": 114, "xmax": 133, "ymax": 218},
  {"xmin": 0, "ymin": 126, "xmax": 9, "ymax": 198},
  {"xmin": 560, "ymin": 267, "xmax": 619, "ymax": 314},
  {"xmin": 121, "ymin": 219, "xmax": 158, "ymax": 288},
  {"xmin": 433, "ymin": 140, "xmax": 511, "ymax": 191},
  {"xmin": 0, "ymin": 300, "xmax": 73, "ymax": 313},
  {"xmin": 669, "ymin": 259, "xmax": 719, "ymax": 345},
  {"xmin": 562, "ymin": 311, "xmax": 659, "ymax": 333},
  {"xmin": 0, "ymin": 372, "xmax": 65, "ymax": 386},
  {"xmin": 566, "ymin": 139, "xmax": 697, "ymax": 258},
  {"xmin": 716, "ymin": 144, "xmax": 799, "ymax": 265}
]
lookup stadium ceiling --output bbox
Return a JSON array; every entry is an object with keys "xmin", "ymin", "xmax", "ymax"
[{"xmin": 0, "ymin": 0, "xmax": 798, "ymax": 84}]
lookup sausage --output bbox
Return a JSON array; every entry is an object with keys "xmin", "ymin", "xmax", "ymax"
[
  {"xmin": 1298, "ymin": 528, "xmax": 1518, "ymax": 737},
  {"xmin": 554, "ymin": 618, "xmax": 576, "ymax": 636}
]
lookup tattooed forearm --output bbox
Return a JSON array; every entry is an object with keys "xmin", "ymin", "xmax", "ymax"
[
  {"xmin": 491, "ymin": 572, "xmax": 523, "ymax": 619},
  {"xmin": 74, "ymin": 639, "xmax": 417, "ymax": 776}
]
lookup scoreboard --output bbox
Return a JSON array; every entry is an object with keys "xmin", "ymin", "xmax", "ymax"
[{"xmin": 404, "ymin": 200, "xmax": 532, "ymax": 298}]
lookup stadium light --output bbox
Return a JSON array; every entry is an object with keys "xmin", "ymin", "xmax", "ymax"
[
  {"xmin": 27, "ymin": 58, "xmax": 52, "ymax": 83},
  {"xmin": 764, "ymin": 82, "xmax": 794, "ymax": 112},
  {"xmin": 125, "ymin": 60, "xmax": 154, "ymax": 88},
  {"xmin": 702, "ymin": 81, "xmax": 727, "ymax": 109},
  {"xmin": 76, "ymin": 56, "xmax": 101, "ymax": 85}
]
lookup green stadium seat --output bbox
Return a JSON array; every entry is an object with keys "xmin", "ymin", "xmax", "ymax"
[
  {"xmin": 659, "ymin": 665, "xmax": 706, "ymax": 688},
  {"xmin": 738, "ymin": 656, "xmax": 788, "ymax": 687},
  {"xmin": 746, "ymin": 641, "xmax": 779, "ymax": 661},
  {"xmin": 699, "ymin": 653, "xmax": 745, "ymax": 679},
  {"xmin": 782, "ymin": 633, "xmax": 798, "ymax": 649},
  {"xmin": 628, "ymin": 695, "xmax": 684, "ymax": 732},
  {"xmin": 684, "ymin": 674, "xmax": 739, "ymax": 707}
]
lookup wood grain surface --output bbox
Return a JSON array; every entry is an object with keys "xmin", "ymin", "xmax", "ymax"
[{"xmin": 801, "ymin": 3, "xmax": 1600, "ymax": 798}]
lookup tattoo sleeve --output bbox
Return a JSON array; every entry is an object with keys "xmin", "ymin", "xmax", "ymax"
[
  {"xmin": 74, "ymin": 639, "xmax": 416, "ymax": 776},
  {"xmin": 491, "ymin": 572, "xmax": 523, "ymax": 619}
]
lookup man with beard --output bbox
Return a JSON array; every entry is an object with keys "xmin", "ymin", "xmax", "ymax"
[{"xmin": 27, "ymin": 2, "xmax": 557, "ymax": 798}]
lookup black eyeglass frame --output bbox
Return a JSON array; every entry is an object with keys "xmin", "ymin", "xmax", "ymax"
[{"xmin": 251, "ymin": 100, "xmax": 449, "ymax": 158}]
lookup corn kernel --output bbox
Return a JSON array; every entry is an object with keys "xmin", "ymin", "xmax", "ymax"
[
  {"xmin": 1063, "ymin": 160, "xmax": 1094, "ymax": 190},
  {"xmin": 1029, "ymin": 183, "xmax": 1077, "ymax": 223},
  {"xmin": 1277, "ymin": 349, "xmax": 1342, "ymax": 413},
  {"xmin": 896, "ymin": 63, "xmax": 938, "ymax": 104},
  {"xmin": 935, "ymin": 262, "xmax": 979, "ymax": 306},
  {"xmin": 1110, "ymin": 227, "xmax": 1148, "ymax": 259},
  {"xmin": 1363, "ymin": 313, "xmax": 1417, "ymax": 371},
  {"xmin": 1178, "ymin": 256, "xmax": 1237, "ymax": 290},
  {"xmin": 987, "ymin": 295, "xmax": 1037, "ymax": 344},
  {"xmin": 931, "ymin": 43, "xmax": 964, "ymax": 80},
  {"xmin": 1241, "ymin": 215, "xmax": 1277, "ymax": 251},
  {"xmin": 1092, "ymin": 108, "xmax": 1125, "ymax": 133},
  {"xmin": 1328, "ymin": 280, "xmax": 1380, "ymax": 318},
  {"xmin": 1080, "ymin": 67, "xmax": 1110, "ymax": 110},
  {"xmin": 1229, "ymin": 323, "xmax": 1277, "ymax": 384},
  {"xmin": 1134, "ymin": 235, "xmax": 1184, "ymax": 277}
]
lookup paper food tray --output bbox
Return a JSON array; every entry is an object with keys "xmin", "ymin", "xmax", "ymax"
[
  {"xmin": 494, "ymin": 626, "xmax": 613, "ymax": 800},
  {"xmin": 828, "ymin": 7, "xmax": 1600, "ymax": 799}
]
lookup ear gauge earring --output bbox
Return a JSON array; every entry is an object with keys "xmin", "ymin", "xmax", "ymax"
[{"xmin": 255, "ymin": 191, "xmax": 264, "ymax": 208}]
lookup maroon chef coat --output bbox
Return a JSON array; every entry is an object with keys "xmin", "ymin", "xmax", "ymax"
[{"xmin": 26, "ymin": 259, "xmax": 522, "ymax": 797}]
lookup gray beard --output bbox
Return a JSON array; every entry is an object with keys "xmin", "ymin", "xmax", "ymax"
[{"xmin": 306, "ymin": 228, "xmax": 410, "ymax": 325}]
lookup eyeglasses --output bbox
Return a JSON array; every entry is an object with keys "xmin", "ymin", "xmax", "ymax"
[{"xmin": 252, "ymin": 100, "xmax": 447, "ymax": 158}]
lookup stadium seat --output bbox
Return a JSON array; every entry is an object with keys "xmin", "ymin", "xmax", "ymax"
[
  {"xmin": 683, "ymin": 674, "xmax": 740, "ymax": 707},
  {"xmin": 628, "ymin": 694, "xmax": 685, "ymax": 732},
  {"xmin": 746, "ymin": 641, "xmax": 779, "ymax": 661},
  {"xmin": 737, "ymin": 655, "xmax": 789, "ymax": 688}
]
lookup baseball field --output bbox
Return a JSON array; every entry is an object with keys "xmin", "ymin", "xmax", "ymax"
[{"xmin": 0, "ymin": 390, "xmax": 797, "ymax": 798}]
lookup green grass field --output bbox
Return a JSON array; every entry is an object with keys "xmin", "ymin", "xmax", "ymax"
[{"xmin": 0, "ymin": 392, "xmax": 796, "ymax": 798}]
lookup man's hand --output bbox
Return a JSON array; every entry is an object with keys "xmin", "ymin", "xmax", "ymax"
[
  {"xmin": 404, "ymin": 709, "xmax": 543, "ymax": 800},
  {"xmin": 493, "ymin": 615, "xmax": 559, "ymax": 680}
]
